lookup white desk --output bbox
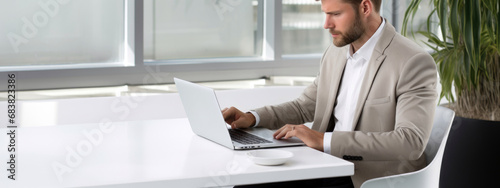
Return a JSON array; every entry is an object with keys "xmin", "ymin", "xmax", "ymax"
[{"xmin": 1, "ymin": 118, "xmax": 353, "ymax": 188}]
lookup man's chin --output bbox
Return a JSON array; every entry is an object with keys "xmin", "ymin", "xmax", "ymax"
[{"xmin": 332, "ymin": 40, "xmax": 349, "ymax": 47}]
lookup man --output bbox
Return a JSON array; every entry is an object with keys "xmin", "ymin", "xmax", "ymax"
[{"xmin": 223, "ymin": 0, "xmax": 438, "ymax": 187}]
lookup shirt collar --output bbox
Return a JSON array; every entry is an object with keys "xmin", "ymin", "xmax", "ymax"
[{"xmin": 346, "ymin": 18, "xmax": 386, "ymax": 61}]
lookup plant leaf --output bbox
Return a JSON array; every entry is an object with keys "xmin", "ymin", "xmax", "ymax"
[
  {"xmin": 437, "ymin": 0, "xmax": 447, "ymax": 46},
  {"xmin": 463, "ymin": 0, "xmax": 477, "ymax": 88},
  {"xmin": 402, "ymin": 0, "xmax": 422, "ymax": 37},
  {"xmin": 497, "ymin": 0, "xmax": 500, "ymax": 53},
  {"xmin": 450, "ymin": 0, "xmax": 460, "ymax": 46},
  {"xmin": 472, "ymin": 0, "xmax": 481, "ymax": 81}
]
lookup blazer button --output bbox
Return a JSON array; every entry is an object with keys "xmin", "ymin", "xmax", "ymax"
[{"xmin": 343, "ymin": 155, "xmax": 363, "ymax": 161}]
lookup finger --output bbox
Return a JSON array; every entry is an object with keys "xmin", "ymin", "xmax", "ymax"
[
  {"xmin": 231, "ymin": 120, "xmax": 241, "ymax": 129},
  {"xmin": 273, "ymin": 126, "xmax": 286, "ymax": 138},
  {"xmin": 222, "ymin": 108, "xmax": 235, "ymax": 123},
  {"xmin": 221, "ymin": 107, "xmax": 228, "ymax": 113},
  {"xmin": 231, "ymin": 116, "xmax": 244, "ymax": 129},
  {"xmin": 284, "ymin": 130, "xmax": 295, "ymax": 139},
  {"xmin": 274, "ymin": 127, "xmax": 290, "ymax": 139}
]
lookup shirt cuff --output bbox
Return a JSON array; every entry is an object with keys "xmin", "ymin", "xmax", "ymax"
[
  {"xmin": 248, "ymin": 111, "xmax": 260, "ymax": 127},
  {"xmin": 323, "ymin": 132, "xmax": 333, "ymax": 154}
]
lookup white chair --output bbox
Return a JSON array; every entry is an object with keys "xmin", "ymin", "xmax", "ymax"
[{"xmin": 360, "ymin": 106, "xmax": 455, "ymax": 188}]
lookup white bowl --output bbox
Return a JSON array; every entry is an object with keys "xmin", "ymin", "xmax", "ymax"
[{"xmin": 247, "ymin": 149, "xmax": 293, "ymax": 166}]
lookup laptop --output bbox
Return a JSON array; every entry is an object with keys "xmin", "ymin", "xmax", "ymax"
[{"xmin": 174, "ymin": 78, "xmax": 305, "ymax": 150}]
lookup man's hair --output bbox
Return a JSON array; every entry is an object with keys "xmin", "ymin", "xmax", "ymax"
[{"xmin": 318, "ymin": 0, "xmax": 382, "ymax": 13}]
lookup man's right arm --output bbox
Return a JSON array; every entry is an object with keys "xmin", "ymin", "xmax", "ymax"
[
  {"xmin": 221, "ymin": 79, "xmax": 318, "ymax": 131},
  {"xmin": 252, "ymin": 78, "xmax": 318, "ymax": 130}
]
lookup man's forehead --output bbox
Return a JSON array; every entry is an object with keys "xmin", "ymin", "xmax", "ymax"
[{"xmin": 320, "ymin": 0, "xmax": 349, "ymax": 12}]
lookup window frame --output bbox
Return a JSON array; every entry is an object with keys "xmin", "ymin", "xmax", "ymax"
[{"xmin": 0, "ymin": 0, "xmax": 399, "ymax": 91}]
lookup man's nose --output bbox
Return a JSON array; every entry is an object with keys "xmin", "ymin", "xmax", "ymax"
[{"xmin": 323, "ymin": 16, "xmax": 332, "ymax": 29}]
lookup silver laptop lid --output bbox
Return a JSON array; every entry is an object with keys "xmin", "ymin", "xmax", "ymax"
[{"xmin": 174, "ymin": 78, "xmax": 234, "ymax": 149}]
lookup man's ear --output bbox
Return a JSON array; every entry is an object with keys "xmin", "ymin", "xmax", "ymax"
[{"xmin": 360, "ymin": 0, "xmax": 373, "ymax": 16}]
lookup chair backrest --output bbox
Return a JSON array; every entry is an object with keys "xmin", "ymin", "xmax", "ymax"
[
  {"xmin": 424, "ymin": 106, "xmax": 455, "ymax": 165},
  {"xmin": 359, "ymin": 106, "xmax": 455, "ymax": 188}
]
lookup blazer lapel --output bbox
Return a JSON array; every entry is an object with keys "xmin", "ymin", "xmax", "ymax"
[
  {"xmin": 351, "ymin": 22, "xmax": 396, "ymax": 131},
  {"xmin": 313, "ymin": 46, "xmax": 348, "ymax": 132}
]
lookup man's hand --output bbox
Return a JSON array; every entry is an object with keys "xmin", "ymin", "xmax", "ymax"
[
  {"xmin": 273, "ymin": 124, "xmax": 324, "ymax": 151},
  {"xmin": 221, "ymin": 107, "xmax": 256, "ymax": 129}
]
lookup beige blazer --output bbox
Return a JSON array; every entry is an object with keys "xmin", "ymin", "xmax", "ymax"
[{"xmin": 254, "ymin": 22, "xmax": 438, "ymax": 188}]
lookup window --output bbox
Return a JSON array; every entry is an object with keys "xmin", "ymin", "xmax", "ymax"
[
  {"xmin": 144, "ymin": 0, "xmax": 261, "ymax": 61},
  {"xmin": 0, "ymin": 0, "xmax": 402, "ymax": 91},
  {"xmin": 382, "ymin": 0, "xmax": 437, "ymax": 50},
  {"xmin": 0, "ymin": 0, "xmax": 126, "ymax": 68},
  {"xmin": 282, "ymin": 0, "xmax": 329, "ymax": 55}
]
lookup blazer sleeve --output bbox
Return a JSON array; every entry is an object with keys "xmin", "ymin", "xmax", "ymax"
[
  {"xmin": 252, "ymin": 77, "xmax": 318, "ymax": 130},
  {"xmin": 330, "ymin": 52, "xmax": 438, "ymax": 161},
  {"xmin": 251, "ymin": 44, "xmax": 338, "ymax": 130}
]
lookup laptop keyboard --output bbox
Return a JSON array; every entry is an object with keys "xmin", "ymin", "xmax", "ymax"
[{"xmin": 229, "ymin": 129, "xmax": 273, "ymax": 145}]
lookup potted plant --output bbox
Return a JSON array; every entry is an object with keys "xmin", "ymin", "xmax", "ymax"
[{"xmin": 402, "ymin": 0, "xmax": 499, "ymax": 187}]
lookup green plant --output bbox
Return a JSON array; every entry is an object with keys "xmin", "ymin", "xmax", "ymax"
[{"xmin": 402, "ymin": 0, "xmax": 500, "ymax": 120}]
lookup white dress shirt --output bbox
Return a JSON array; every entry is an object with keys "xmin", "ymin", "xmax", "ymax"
[
  {"xmin": 252, "ymin": 19, "xmax": 386, "ymax": 155},
  {"xmin": 323, "ymin": 19, "xmax": 385, "ymax": 154}
]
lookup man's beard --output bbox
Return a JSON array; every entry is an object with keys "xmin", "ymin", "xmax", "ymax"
[{"xmin": 330, "ymin": 14, "xmax": 365, "ymax": 47}]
